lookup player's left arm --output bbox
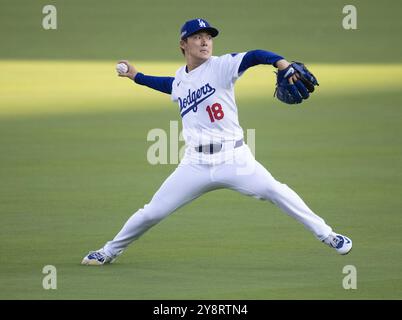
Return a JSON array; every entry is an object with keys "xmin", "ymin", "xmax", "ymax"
[
  {"xmin": 238, "ymin": 49, "xmax": 292, "ymax": 73},
  {"xmin": 238, "ymin": 50, "xmax": 318, "ymax": 104},
  {"xmin": 238, "ymin": 50, "xmax": 298, "ymax": 84}
]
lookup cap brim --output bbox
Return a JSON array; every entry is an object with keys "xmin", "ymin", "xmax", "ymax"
[
  {"xmin": 204, "ymin": 27, "xmax": 219, "ymax": 37},
  {"xmin": 184, "ymin": 27, "xmax": 219, "ymax": 39}
]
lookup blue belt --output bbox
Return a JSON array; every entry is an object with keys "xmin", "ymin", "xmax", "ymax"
[{"xmin": 195, "ymin": 139, "xmax": 243, "ymax": 154}]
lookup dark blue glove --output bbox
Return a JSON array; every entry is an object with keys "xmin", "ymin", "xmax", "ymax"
[{"xmin": 274, "ymin": 62, "xmax": 319, "ymax": 104}]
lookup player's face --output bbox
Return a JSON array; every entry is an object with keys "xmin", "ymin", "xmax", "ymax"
[{"xmin": 182, "ymin": 32, "xmax": 213, "ymax": 61}]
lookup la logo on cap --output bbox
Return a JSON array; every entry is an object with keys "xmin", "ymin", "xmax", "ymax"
[{"xmin": 198, "ymin": 19, "xmax": 206, "ymax": 27}]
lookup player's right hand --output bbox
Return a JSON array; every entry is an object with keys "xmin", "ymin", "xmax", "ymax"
[{"xmin": 117, "ymin": 60, "xmax": 138, "ymax": 80}]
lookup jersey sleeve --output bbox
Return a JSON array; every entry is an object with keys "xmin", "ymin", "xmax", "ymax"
[
  {"xmin": 170, "ymin": 75, "xmax": 181, "ymax": 102},
  {"xmin": 214, "ymin": 52, "xmax": 247, "ymax": 88}
]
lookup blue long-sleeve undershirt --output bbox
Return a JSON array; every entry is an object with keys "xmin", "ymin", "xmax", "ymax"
[
  {"xmin": 133, "ymin": 50, "xmax": 284, "ymax": 95},
  {"xmin": 134, "ymin": 73, "xmax": 174, "ymax": 95},
  {"xmin": 238, "ymin": 50, "xmax": 284, "ymax": 74}
]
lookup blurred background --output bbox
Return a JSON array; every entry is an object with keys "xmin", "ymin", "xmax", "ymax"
[
  {"xmin": 0, "ymin": 0, "xmax": 401, "ymax": 299},
  {"xmin": 2, "ymin": 0, "xmax": 401, "ymax": 62}
]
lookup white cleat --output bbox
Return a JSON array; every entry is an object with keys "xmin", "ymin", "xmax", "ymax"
[
  {"xmin": 81, "ymin": 249, "xmax": 116, "ymax": 266},
  {"xmin": 323, "ymin": 232, "xmax": 352, "ymax": 255}
]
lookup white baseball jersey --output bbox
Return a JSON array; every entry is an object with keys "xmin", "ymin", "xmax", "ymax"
[{"xmin": 171, "ymin": 53, "xmax": 247, "ymax": 148}]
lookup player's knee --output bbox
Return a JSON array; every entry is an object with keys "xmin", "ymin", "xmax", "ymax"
[
  {"xmin": 137, "ymin": 210, "xmax": 163, "ymax": 226},
  {"xmin": 139, "ymin": 202, "xmax": 173, "ymax": 225},
  {"xmin": 263, "ymin": 181, "xmax": 287, "ymax": 201}
]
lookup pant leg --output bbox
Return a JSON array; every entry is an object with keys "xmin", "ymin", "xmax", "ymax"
[
  {"xmin": 213, "ymin": 145, "xmax": 332, "ymax": 240},
  {"xmin": 104, "ymin": 163, "xmax": 216, "ymax": 257}
]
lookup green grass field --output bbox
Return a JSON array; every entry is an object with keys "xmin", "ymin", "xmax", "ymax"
[{"xmin": 1, "ymin": 0, "xmax": 402, "ymax": 300}]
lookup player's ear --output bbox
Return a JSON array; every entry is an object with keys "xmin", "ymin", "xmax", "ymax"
[
  {"xmin": 180, "ymin": 39, "xmax": 187, "ymax": 50},
  {"xmin": 179, "ymin": 39, "xmax": 187, "ymax": 56}
]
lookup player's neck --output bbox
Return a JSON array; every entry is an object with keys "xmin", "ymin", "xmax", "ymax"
[{"xmin": 185, "ymin": 57, "xmax": 208, "ymax": 72}]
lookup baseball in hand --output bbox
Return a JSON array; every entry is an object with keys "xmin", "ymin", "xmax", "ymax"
[{"xmin": 116, "ymin": 62, "xmax": 129, "ymax": 74}]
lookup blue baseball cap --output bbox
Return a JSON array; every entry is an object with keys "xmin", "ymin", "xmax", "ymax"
[{"xmin": 180, "ymin": 18, "xmax": 219, "ymax": 40}]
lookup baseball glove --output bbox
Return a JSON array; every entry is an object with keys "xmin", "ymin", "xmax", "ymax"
[{"xmin": 274, "ymin": 62, "xmax": 319, "ymax": 104}]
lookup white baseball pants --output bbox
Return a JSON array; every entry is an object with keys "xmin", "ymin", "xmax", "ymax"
[{"xmin": 103, "ymin": 144, "xmax": 332, "ymax": 257}]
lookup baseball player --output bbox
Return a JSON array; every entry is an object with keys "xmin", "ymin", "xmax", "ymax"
[{"xmin": 82, "ymin": 18, "xmax": 352, "ymax": 265}]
